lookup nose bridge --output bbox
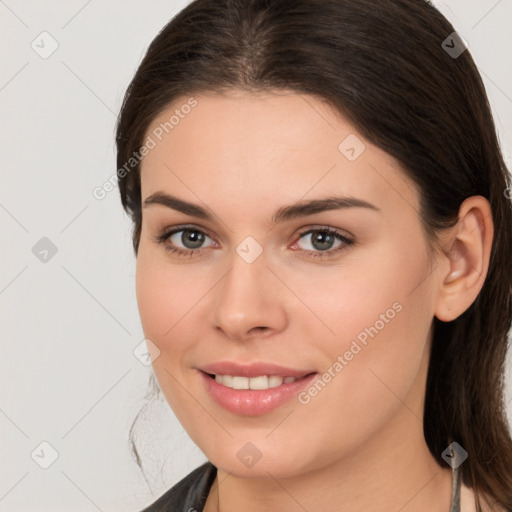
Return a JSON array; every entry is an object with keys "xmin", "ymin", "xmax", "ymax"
[{"xmin": 212, "ymin": 243, "xmax": 287, "ymax": 339}]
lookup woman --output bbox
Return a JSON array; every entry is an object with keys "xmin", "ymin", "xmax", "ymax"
[{"xmin": 115, "ymin": 0, "xmax": 512, "ymax": 510}]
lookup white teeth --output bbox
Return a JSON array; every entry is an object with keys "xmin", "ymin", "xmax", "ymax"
[
  {"xmin": 232, "ymin": 376, "xmax": 249, "ymax": 389},
  {"xmin": 221, "ymin": 374, "xmax": 233, "ymax": 387},
  {"xmin": 268, "ymin": 375, "xmax": 284, "ymax": 387},
  {"xmin": 213, "ymin": 374, "xmax": 297, "ymax": 390},
  {"xmin": 249, "ymin": 375, "xmax": 268, "ymax": 390}
]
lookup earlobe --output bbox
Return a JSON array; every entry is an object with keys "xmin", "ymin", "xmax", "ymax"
[{"xmin": 434, "ymin": 196, "xmax": 493, "ymax": 322}]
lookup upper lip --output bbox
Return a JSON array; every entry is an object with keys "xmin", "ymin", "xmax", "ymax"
[{"xmin": 199, "ymin": 361, "xmax": 316, "ymax": 378}]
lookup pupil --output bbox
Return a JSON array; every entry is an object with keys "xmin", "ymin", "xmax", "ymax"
[
  {"xmin": 182, "ymin": 230, "xmax": 205, "ymax": 249},
  {"xmin": 312, "ymin": 232, "xmax": 334, "ymax": 251}
]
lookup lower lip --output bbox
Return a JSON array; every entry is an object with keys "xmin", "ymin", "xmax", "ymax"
[{"xmin": 200, "ymin": 371, "xmax": 318, "ymax": 416}]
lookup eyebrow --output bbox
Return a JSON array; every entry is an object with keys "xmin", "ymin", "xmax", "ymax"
[{"xmin": 143, "ymin": 191, "xmax": 380, "ymax": 225}]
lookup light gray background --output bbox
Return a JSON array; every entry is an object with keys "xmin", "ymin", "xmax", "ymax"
[{"xmin": 1, "ymin": 1, "xmax": 511, "ymax": 511}]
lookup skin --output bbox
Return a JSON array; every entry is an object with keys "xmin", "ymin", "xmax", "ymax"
[{"xmin": 135, "ymin": 89, "xmax": 493, "ymax": 512}]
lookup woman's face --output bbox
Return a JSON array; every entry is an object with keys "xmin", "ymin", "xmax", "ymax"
[{"xmin": 136, "ymin": 89, "xmax": 442, "ymax": 477}]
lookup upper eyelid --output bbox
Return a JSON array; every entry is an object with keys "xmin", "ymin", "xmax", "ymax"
[{"xmin": 159, "ymin": 224, "xmax": 215, "ymax": 241}]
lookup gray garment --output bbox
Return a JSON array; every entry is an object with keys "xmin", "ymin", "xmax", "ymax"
[{"xmin": 141, "ymin": 461, "xmax": 462, "ymax": 511}]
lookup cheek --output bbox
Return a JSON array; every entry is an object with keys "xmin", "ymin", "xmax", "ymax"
[
  {"xmin": 135, "ymin": 264, "xmax": 184, "ymax": 388},
  {"xmin": 135, "ymin": 246, "xmax": 203, "ymax": 347},
  {"xmin": 288, "ymin": 236, "xmax": 431, "ymax": 346},
  {"xmin": 135, "ymin": 249, "xmax": 205, "ymax": 421},
  {"xmin": 135, "ymin": 257, "xmax": 170, "ymax": 342},
  {"xmin": 291, "ymin": 237, "xmax": 434, "ymax": 408}
]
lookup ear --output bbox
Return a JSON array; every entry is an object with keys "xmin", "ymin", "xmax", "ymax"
[{"xmin": 434, "ymin": 195, "xmax": 494, "ymax": 322}]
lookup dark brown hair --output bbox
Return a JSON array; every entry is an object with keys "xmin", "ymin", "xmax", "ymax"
[{"xmin": 115, "ymin": 0, "xmax": 512, "ymax": 509}]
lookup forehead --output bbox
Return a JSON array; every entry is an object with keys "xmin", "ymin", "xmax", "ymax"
[{"xmin": 139, "ymin": 89, "xmax": 420, "ymax": 220}]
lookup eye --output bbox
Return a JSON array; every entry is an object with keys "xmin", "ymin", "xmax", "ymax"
[
  {"xmin": 292, "ymin": 227, "xmax": 354, "ymax": 259},
  {"xmin": 155, "ymin": 226, "xmax": 216, "ymax": 256}
]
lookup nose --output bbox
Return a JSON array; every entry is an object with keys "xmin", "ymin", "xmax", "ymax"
[{"xmin": 211, "ymin": 249, "xmax": 288, "ymax": 341}]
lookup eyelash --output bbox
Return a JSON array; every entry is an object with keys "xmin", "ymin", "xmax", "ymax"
[{"xmin": 155, "ymin": 225, "xmax": 354, "ymax": 260}]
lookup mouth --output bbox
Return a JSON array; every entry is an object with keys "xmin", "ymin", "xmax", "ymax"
[
  {"xmin": 204, "ymin": 372, "xmax": 315, "ymax": 390},
  {"xmin": 198, "ymin": 364, "xmax": 319, "ymax": 416}
]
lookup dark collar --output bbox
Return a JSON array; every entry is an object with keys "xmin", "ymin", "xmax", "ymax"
[{"xmin": 141, "ymin": 461, "xmax": 462, "ymax": 511}]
